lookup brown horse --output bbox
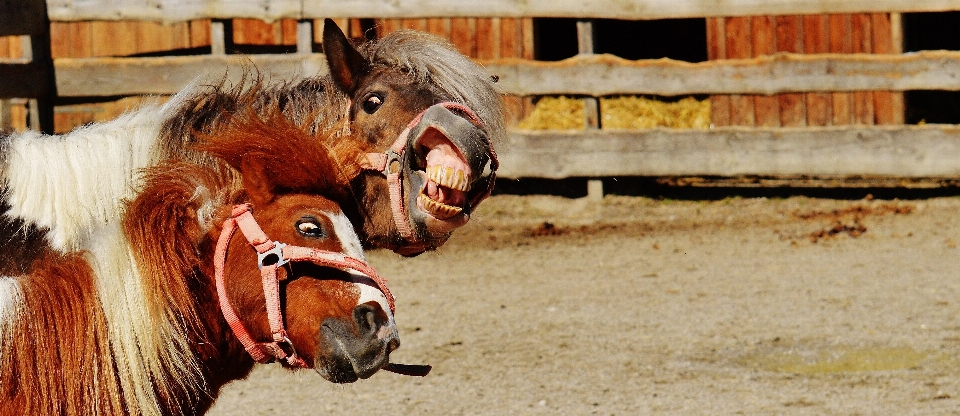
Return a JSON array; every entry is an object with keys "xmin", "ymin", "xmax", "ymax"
[{"xmin": 0, "ymin": 111, "xmax": 413, "ymax": 415}]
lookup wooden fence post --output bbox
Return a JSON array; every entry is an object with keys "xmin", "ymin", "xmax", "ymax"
[
  {"xmin": 23, "ymin": 19, "xmax": 55, "ymax": 133},
  {"xmin": 210, "ymin": 19, "xmax": 233, "ymax": 55},
  {"xmin": 296, "ymin": 20, "xmax": 312, "ymax": 54},
  {"xmin": 576, "ymin": 19, "xmax": 604, "ymax": 200}
]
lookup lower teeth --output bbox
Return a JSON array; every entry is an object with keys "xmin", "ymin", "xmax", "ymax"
[{"xmin": 418, "ymin": 193, "xmax": 462, "ymax": 219}]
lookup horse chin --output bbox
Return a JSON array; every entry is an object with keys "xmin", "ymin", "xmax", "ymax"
[{"xmin": 313, "ymin": 314, "xmax": 398, "ymax": 384}]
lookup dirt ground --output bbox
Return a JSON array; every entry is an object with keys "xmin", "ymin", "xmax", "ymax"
[{"xmin": 208, "ymin": 193, "xmax": 960, "ymax": 415}]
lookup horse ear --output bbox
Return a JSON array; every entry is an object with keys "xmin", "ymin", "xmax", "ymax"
[
  {"xmin": 240, "ymin": 156, "xmax": 276, "ymax": 206},
  {"xmin": 322, "ymin": 18, "xmax": 369, "ymax": 94}
]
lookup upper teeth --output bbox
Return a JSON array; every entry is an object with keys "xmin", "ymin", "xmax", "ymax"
[{"xmin": 426, "ymin": 165, "xmax": 471, "ymax": 191}]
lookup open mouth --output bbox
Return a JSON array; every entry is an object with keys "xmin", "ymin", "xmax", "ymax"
[{"xmin": 416, "ymin": 126, "xmax": 473, "ymax": 220}]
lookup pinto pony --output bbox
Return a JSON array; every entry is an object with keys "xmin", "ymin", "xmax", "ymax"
[{"xmin": 0, "ymin": 109, "xmax": 414, "ymax": 415}]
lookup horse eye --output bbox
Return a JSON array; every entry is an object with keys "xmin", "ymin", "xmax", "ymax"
[
  {"xmin": 362, "ymin": 94, "xmax": 384, "ymax": 114},
  {"xmin": 295, "ymin": 217, "xmax": 326, "ymax": 239}
]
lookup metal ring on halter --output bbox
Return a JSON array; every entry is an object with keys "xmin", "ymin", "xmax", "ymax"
[
  {"xmin": 383, "ymin": 149, "xmax": 403, "ymax": 175},
  {"xmin": 257, "ymin": 242, "xmax": 289, "ymax": 269},
  {"xmin": 275, "ymin": 335, "xmax": 298, "ymax": 358}
]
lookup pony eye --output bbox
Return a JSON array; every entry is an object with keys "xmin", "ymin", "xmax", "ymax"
[
  {"xmin": 295, "ymin": 217, "xmax": 326, "ymax": 239},
  {"xmin": 362, "ymin": 94, "xmax": 384, "ymax": 114}
]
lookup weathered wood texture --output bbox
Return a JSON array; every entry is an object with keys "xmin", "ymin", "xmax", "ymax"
[
  {"xmin": 42, "ymin": 0, "xmax": 960, "ymax": 22},
  {"xmin": 39, "ymin": 51, "xmax": 960, "ymax": 99},
  {"xmin": 52, "ymin": 54, "xmax": 327, "ymax": 96},
  {"xmin": 500, "ymin": 126, "xmax": 960, "ymax": 179},
  {"xmin": 708, "ymin": 12, "xmax": 903, "ymax": 127},
  {"xmin": 483, "ymin": 51, "xmax": 960, "ymax": 96}
]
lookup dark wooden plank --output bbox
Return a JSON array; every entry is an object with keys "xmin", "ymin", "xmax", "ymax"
[
  {"xmin": 726, "ymin": 17, "xmax": 755, "ymax": 126},
  {"xmin": 0, "ymin": 0, "xmax": 47, "ymax": 36},
  {"xmin": 450, "ymin": 18, "xmax": 477, "ymax": 58},
  {"xmin": 871, "ymin": 12, "xmax": 903, "ymax": 125},
  {"xmin": 190, "ymin": 19, "xmax": 212, "ymax": 48},
  {"xmin": 803, "ymin": 15, "xmax": 832, "ymax": 126},
  {"xmin": 829, "ymin": 14, "xmax": 854, "ymax": 125},
  {"xmin": 476, "ymin": 18, "xmax": 499, "ymax": 60},
  {"xmin": 706, "ymin": 17, "xmax": 730, "ymax": 127},
  {"xmin": 0, "ymin": 62, "xmax": 49, "ymax": 98},
  {"xmin": 852, "ymin": 13, "xmax": 875, "ymax": 125},
  {"xmin": 777, "ymin": 15, "xmax": 807, "ymax": 127},
  {"xmin": 427, "ymin": 18, "xmax": 451, "ymax": 39},
  {"xmin": 752, "ymin": 15, "xmax": 779, "ymax": 127},
  {"xmin": 500, "ymin": 18, "xmax": 520, "ymax": 58},
  {"xmin": 90, "ymin": 21, "xmax": 141, "ymax": 57}
]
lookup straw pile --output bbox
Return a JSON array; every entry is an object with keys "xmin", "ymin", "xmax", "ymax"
[
  {"xmin": 516, "ymin": 96, "xmax": 711, "ymax": 130},
  {"xmin": 515, "ymin": 96, "xmax": 586, "ymax": 130}
]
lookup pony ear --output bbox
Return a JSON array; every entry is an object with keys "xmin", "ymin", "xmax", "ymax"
[
  {"xmin": 322, "ymin": 18, "xmax": 369, "ymax": 94},
  {"xmin": 239, "ymin": 156, "xmax": 276, "ymax": 207}
]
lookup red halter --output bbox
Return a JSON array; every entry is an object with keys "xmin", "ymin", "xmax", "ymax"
[
  {"xmin": 360, "ymin": 102, "xmax": 499, "ymax": 255},
  {"xmin": 214, "ymin": 203, "xmax": 395, "ymax": 367}
]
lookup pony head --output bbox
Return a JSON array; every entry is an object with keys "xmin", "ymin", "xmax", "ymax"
[
  {"xmin": 322, "ymin": 19, "xmax": 503, "ymax": 255},
  {"xmin": 206, "ymin": 110, "xmax": 399, "ymax": 382}
]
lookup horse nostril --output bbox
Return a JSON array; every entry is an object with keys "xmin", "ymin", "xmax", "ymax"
[{"xmin": 353, "ymin": 303, "xmax": 382, "ymax": 339}]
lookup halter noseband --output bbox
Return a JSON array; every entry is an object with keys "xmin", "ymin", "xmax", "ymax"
[
  {"xmin": 214, "ymin": 203, "xmax": 395, "ymax": 367},
  {"xmin": 359, "ymin": 102, "xmax": 499, "ymax": 255}
]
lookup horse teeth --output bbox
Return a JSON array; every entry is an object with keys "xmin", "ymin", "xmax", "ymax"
[
  {"xmin": 417, "ymin": 193, "xmax": 462, "ymax": 219},
  {"xmin": 426, "ymin": 165, "xmax": 471, "ymax": 192}
]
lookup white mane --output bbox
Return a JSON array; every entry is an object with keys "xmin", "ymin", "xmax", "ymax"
[{"xmin": 0, "ymin": 86, "xmax": 205, "ymax": 415}]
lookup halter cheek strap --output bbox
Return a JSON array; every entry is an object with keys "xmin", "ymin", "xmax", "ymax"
[
  {"xmin": 359, "ymin": 102, "xmax": 499, "ymax": 254},
  {"xmin": 214, "ymin": 204, "xmax": 395, "ymax": 367}
]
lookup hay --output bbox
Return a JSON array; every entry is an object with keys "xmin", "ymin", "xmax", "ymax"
[
  {"xmin": 516, "ymin": 95, "xmax": 711, "ymax": 130},
  {"xmin": 602, "ymin": 96, "xmax": 710, "ymax": 129},
  {"xmin": 515, "ymin": 96, "xmax": 585, "ymax": 130}
]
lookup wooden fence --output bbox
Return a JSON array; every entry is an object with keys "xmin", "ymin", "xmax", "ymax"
[{"xmin": 5, "ymin": 0, "xmax": 960, "ymax": 184}]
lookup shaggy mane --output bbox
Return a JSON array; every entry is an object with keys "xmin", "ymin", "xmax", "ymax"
[{"xmin": 363, "ymin": 29, "xmax": 506, "ymax": 146}]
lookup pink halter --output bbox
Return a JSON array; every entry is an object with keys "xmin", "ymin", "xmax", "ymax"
[
  {"xmin": 360, "ymin": 102, "xmax": 499, "ymax": 255},
  {"xmin": 214, "ymin": 203, "xmax": 394, "ymax": 367}
]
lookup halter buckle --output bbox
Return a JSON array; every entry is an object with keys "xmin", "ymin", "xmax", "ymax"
[
  {"xmin": 257, "ymin": 242, "xmax": 289, "ymax": 269},
  {"xmin": 383, "ymin": 149, "xmax": 403, "ymax": 175}
]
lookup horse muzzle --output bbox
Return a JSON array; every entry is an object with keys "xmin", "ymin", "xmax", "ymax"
[
  {"xmin": 314, "ymin": 303, "xmax": 400, "ymax": 383},
  {"xmin": 402, "ymin": 103, "xmax": 495, "ymax": 244}
]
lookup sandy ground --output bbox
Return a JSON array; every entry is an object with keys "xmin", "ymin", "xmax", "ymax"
[{"xmin": 208, "ymin": 193, "xmax": 960, "ymax": 415}]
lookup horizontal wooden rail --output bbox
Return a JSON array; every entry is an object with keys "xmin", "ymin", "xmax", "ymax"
[
  {"xmin": 498, "ymin": 126, "xmax": 960, "ymax": 179},
  {"xmin": 36, "ymin": 51, "xmax": 960, "ymax": 99},
  {"xmin": 49, "ymin": 54, "xmax": 328, "ymax": 98},
  {"xmin": 39, "ymin": 0, "xmax": 960, "ymax": 22},
  {"xmin": 485, "ymin": 51, "xmax": 960, "ymax": 96}
]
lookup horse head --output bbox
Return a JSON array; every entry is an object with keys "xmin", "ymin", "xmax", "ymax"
[
  {"xmin": 206, "ymin": 111, "xmax": 401, "ymax": 383},
  {"xmin": 322, "ymin": 19, "xmax": 503, "ymax": 256}
]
